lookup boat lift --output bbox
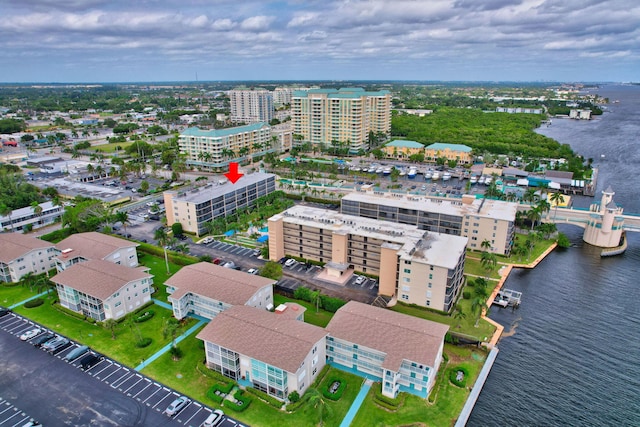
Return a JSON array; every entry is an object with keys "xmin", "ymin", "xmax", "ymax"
[{"xmin": 493, "ymin": 289, "xmax": 522, "ymax": 308}]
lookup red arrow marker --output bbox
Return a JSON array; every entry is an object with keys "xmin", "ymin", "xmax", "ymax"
[{"xmin": 224, "ymin": 162, "xmax": 244, "ymax": 184}]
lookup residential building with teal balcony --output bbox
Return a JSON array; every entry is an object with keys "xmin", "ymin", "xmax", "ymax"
[{"xmin": 325, "ymin": 301, "xmax": 448, "ymax": 399}]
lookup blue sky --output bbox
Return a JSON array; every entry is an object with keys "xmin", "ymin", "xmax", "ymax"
[{"xmin": 0, "ymin": 0, "xmax": 638, "ymax": 83}]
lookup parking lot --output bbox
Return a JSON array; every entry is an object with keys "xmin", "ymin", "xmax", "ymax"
[{"xmin": 0, "ymin": 311, "xmax": 244, "ymax": 427}]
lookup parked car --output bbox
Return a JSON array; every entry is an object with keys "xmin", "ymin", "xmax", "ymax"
[
  {"xmin": 19, "ymin": 328, "xmax": 42, "ymax": 341},
  {"xmin": 222, "ymin": 261, "xmax": 236, "ymax": 269},
  {"xmin": 42, "ymin": 336, "xmax": 71, "ymax": 354},
  {"xmin": 284, "ymin": 258, "xmax": 297, "ymax": 268},
  {"xmin": 247, "ymin": 268, "xmax": 259, "ymax": 275},
  {"xmin": 79, "ymin": 353, "xmax": 103, "ymax": 370},
  {"xmin": 64, "ymin": 345, "xmax": 90, "ymax": 362},
  {"xmin": 0, "ymin": 307, "xmax": 11, "ymax": 317},
  {"xmin": 163, "ymin": 396, "xmax": 190, "ymax": 417},
  {"xmin": 252, "ymin": 248, "xmax": 261, "ymax": 257},
  {"xmin": 212, "ymin": 258, "xmax": 222, "ymax": 265},
  {"xmin": 31, "ymin": 333, "xmax": 55, "ymax": 347},
  {"xmin": 354, "ymin": 276, "xmax": 367, "ymax": 285},
  {"xmin": 201, "ymin": 409, "xmax": 225, "ymax": 427}
]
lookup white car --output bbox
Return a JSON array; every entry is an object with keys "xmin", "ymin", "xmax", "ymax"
[
  {"xmin": 201, "ymin": 409, "xmax": 225, "ymax": 427},
  {"xmin": 284, "ymin": 258, "xmax": 297, "ymax": 268},
  {"xmin": 354, "ymin": 276, "xmax": 366, "ymax": 285},
  {"xmin": 163, "ymin": 396, "xmax": 190, "ymax": 417},
  {"xmin": 19, "ymin": 328, "xmax": 42, "ymax": 341},
  {"xmin": 247, "ymin": 268, "xmax": 259, "ymax": 275}
]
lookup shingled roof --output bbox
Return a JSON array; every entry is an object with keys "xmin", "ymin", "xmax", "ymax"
[
  {"xmin": 55, "ymin": 232, "xmax": 137, "ymax": 261},
  {"xmin": 0, "ymin": 234, "xmax": 54, "ymax": 264}
]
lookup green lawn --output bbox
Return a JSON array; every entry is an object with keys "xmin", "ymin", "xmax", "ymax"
[
  {"xmin": 391, "ymin": 297, "xmax": 495, "ymax": 342},
  {"xmin": 138, "ymin": 252, "xmax": 181, "ymax": 302},
  {"xmin": 12, "ymin": 295, "xmax": 191, "ymax": 368},
  {"xmin": 350, "ymin": 344, "xmax": 487, "ymax": 427},
  {"xmin": 273, "ymin": 294, "xmax": 334, "ymax": 327},
  {"xmin": 0, "ymin": 284, "xmax": 40, "ymax": 307},
  {"xmin": 89, "ymin": 141, "xmax": 134, "ymax": 153},
  {"xmin": 463, "ymin": 257, "xmax": 502, "ymax": 280},
  {"xmin": 510, "ymin": 233, "xmax": 556, "ymax": 263}
]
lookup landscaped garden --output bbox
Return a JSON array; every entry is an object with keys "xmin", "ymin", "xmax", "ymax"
[
  {"xmin": 0, "ymin": 283, "xmax": 41, "ymax": 307},
  {"xmin": 137, "ymin": 252, "xmax": 182, "ymax": 302}
]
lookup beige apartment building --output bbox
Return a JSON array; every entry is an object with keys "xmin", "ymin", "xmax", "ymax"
[
  {"xmin": 0, "ymin": 234, "xmax": 57, "ymax": 283},
  {"xmin": 268, "ymin": 206, "xmax": 467, "ymax": 312},
  {"xmin": 164, "ymin": 172, "xmax": 276, "ymax": 236},
  {"xmin": 229, "ymin": 89, "xmax": 274, "ymax": 123},
  {"xmin": 341, "ymin": 191, "xmax": 517, "ymax": 255},
  {"xmin": 55, "ymin": 232, "xmax": 139, "ymax": 272},
  {"xmin": 291, "ymin": 88, "xmax": 391, "ymax": 152},
  {"xmin": 52, "ymin": 259, "xmax": 153, "ymax": 321},
  {"xmin": 179, "ymin": 123, "xmax": 274, "ymax": 170}
]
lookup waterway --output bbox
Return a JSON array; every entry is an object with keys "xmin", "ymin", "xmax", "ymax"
[{"xmin": 469, "ymin": 84, "xmax": 640, "ymax": 427}]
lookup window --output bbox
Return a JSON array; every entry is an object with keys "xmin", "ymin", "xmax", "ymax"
[
  {"xmin": 401, "ymin": 294, "xmax": 409, "ymax": 300},
  {"xmin": 115, "ymin": 301, "xmax": 122, "ymax": 307},
  {"xmin": 429, "ymin": 274, "xmax": 433, "ymax": 279},
  {"xmin": 403, "ymin": 277, "xmax": 410, "ymax": 283},
  {"xmin": 403, "ymin": 268, "xmax": 411, "ymax": 273},
  {"xmin": 401, "ymin": 285, "xmax": 410, "ymax": 292}
]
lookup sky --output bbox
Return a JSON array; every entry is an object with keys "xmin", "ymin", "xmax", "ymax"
[{"xmin": 0, "ymin": 0, "xmax": 638, "ymax": 83}]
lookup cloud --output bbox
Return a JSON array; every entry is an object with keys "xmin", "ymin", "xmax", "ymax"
[{"xmin": 240, "ymin": 15, "xmax": 276, "ymax": 32}]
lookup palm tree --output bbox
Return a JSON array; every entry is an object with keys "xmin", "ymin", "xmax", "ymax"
[
  {"xmin": 453, "ymin": 308, "xmax": 467, "ymax": 329},
  {"xmin": 307, "ymin": 388, "xmax": 332, "ymax": 426},
  {"xmin": 154, "ymin": 227, "xmax": 171, "ymax": 274},
  {"xmin": 0, "ymin": 203, "xmax": 13, "ymax": 231},
  {"xmin": 537, "ymin": 199, "xmax": 551, "ymax": 219},
  {"xmin": 31, "ymin": 201, "xmax": 43, "ymax": 225},
  {"xmin": 104, "ymin": 319, "xmax": 118, "ymax": 340},
  {"xmin": 471, "ymin": 297, "xmax": 488, "ymax": 328},
  {"xmin": 480, "ymin": 239, "xmax": 492, "ymax": 252},
  {"xmin": 527, "ymin": 207, "xmax": 542, "ymax": 231},
  {"xmin": 115, "ymin": 211, "xmax": 129, "ymax": 235},
  {"xmin": 550, "ymin": 192, "xmax": 565, "ymax": 219},
  {"xmin": 480, "ymin": 252, "xmax": 497, "ymax": 276}
]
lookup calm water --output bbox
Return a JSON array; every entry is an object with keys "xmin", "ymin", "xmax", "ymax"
[{"xmin": 469, "ymin": 85, "xmax": 640, "ymax": 427}]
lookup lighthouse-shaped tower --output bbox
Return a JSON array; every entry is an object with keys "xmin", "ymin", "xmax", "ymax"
[{"xmin": 583, "ymin": 186, "xmax": 625, "ymax": 247}]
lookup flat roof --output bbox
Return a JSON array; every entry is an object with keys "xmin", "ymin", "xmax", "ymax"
[
  {"xmin": 385, "ymin": 140, "xmax": 424, "ymax": 149},
  {"xmin": 166, "ymin": 262, "xmax": 275, "ymax": 305},
  {"xmin": 326, "ymin": 301, "xmax": 449, "ymax": 371},
  {"xmin": 272, "ymin": 205, "xmax": 467, "ymax": 269},
  {"xmin": 180, "ymin": 123, "xmax": 269, "ymax": 138},
  {"xmin": 293, "ymin": 88, "xmax": 390, "ymax": 98},
  {"xmin": 167, "ymin": 172, "xmax": 275, "ymax": 205},
  {"xmin": 342, "ymin": 191, "xmax": 517, "ymax": 222},
  {"xmin": 425, "ymin": 142, "xmax": 472, "ymax": 153},
  {"xmin": 197, "ymin": 305, "xmax": 327, "ymax": 373}
]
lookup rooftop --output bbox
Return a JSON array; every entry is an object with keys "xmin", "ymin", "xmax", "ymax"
[
  {"xmin": 0, "ymin": 233, "xmax": 54, "ymax": 264},
  {"xmin": 165, "ymin": 262, "xmax": 275, "ymax": 305},
  {"xmin": 293, "ymin": 88, "xmax": 390, "ymax": 99},
  {"xmin": 384, "ymin": 140, "xmax": 425, "ymax": 149},
  {"xmin": 50, "ymin": 259, "xmax": 152, "ymax": 300},
  {"xmin": 180, "ymin": 123, "xmax": 269, "ymax": 139},
  {"xmin": 197, "ymin": 305, "xmax": 327, "ymax": 373},
  {"xmin": 342, "ymin": 191, "xmax": 517, "ymax": 222},
  {"xmin": 0, "ymin": 201, "xmax": 59, "ymax": 221},
  {"xmin": 55, "ymin": 232, "xmax": 138, "ymax": 261},
  {"xmin": 166, "ymin": 172, "xmax": 275, "ymax": 205},
  {"xmin": 425, "ymin": 142, "xmax": 473, "ymax": 153},
  {"xmin": 325, "ymin": 301, "xmax": 449, "ymax": 371},
  {"xmin": 271, "ymin": 205, "xmax": 467, "ymax": 269}
]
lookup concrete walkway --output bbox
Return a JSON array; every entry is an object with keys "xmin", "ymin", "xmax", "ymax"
[
  {"xmin": 455, "ymin": 347, "xmax": 499, "ymax": 427},
  {"xmin": 134, "ymin": 319, "xmax": 205, "ymax": 371},
  {"xmin": 9, "ymin": 291, "xmax": 49, "ymax": 309},
  {"xmin": 339, "ymin": 379, "xmax": 373, "ymax": 427},
  {"xmin": 152, "ymin": 299, "xmax": 172, "ymax": 310}
]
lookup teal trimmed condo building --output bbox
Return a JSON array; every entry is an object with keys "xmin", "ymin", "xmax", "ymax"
[
  {"xmin": 382, "ymin": 139, "xmax": 425, "ymax": 159},
  {"xmin": 325, "ymin": 301, "xmax": 449, "ymax": 399},
  {"xmin": 425, "ymin": 142, "xmax": 473, "ymax": 164},
  {"xmin": 179, "ymin": 123, "xmax": 274, "ymax": 170}
]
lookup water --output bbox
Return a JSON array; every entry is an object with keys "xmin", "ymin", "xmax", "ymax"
[{"xmin": 469, "ymin": 85, "xmax": 640, "ymax": 427}]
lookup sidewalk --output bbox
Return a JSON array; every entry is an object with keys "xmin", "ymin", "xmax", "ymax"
[
  {"xmin": 339, "ymin": 379, "xmax": 372, "ymax": 427},
  {"xmin": 9, "ymin": 291, "xmax": 50, "ymax": 309},
  {"xmin": 134, "ymin": 319, "xmax": 205, "ymax": 371}
]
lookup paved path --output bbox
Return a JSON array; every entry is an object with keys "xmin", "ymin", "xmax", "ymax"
[
  {"xmin": 134, "ymin": 319, "xmax": 205, "ymax": 371},
  {"xmin": 339, "ymin": 379, "xmax": 373, "ymax": 427},
  {"xmin": 8, "ymin": 291, "xmax": 49, "ymax": 309}
]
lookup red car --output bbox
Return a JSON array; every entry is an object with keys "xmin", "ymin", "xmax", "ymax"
[{"xmin": 213, "ymin": 258, "xmax": 222, "ymax": 265}]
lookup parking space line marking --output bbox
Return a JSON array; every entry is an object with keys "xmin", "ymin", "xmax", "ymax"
[
  {"xmin": 110, "ymin": 371, "xmax": 134, "ymax": 389},
  {"xmin": 182, "ymin": 406, "xmax": 202, "ymax": 425},
  {"xmin": 8, "ymin": 324, "xmax": 30, "ymax": 335},
  {"xmin": 1, "ymin": 318, "xmax": 21, "ymax": 330},
  {"xmin": 0, "ymin": 409, "xmax": 21, "ymax": 424},
  {"xmin": 10, "ymin": 415, "xmax": 29, "ymax": 427},
  {"xmin": 123, "ymin": 377, "xmax": 143, "ymax": 394},
  {"xmin": 0, "ymin": 406, "xmax": 13, "ymax": 416},
  {"xmin": 151, "ymin": 392, "xmax": 172, "ymax": 409},
  {"xmin": 141, "ymin": 387, "xmax": 161, "ymax": 404},
  {"xmin": 101, "ymin": 365, "xmax": 123, "ymax": 382},
  {"xmin": 132, "ymin": 382, "xmax": 153, "ymax": 399},
  {"xmin": 91, "ymin": 361, "xmax": 111, "ymax": 376}
]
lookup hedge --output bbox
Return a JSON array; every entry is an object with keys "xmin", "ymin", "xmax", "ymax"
[
  {"xmin": 449, "ymin": 366, "xmax": 469, "ymax": 388},
  {"xmin": 207, "ymin": 382, "xmax": 234, "ymax": 404},
  {"xmin": 244, "ymin": 387, "xmax": 283, "ymax": 409},
  {"xmin": 225, "ymin": 390, "xmax": 252, "ymax": 412},
  {"xmin": 40, "ymin": 228, "xmax": 72, "ymax": 243},
  {"xmin": 52, "ymin": 301, "xmax": 89, "ymax": 321},
  {"xmin": 372, "ymin": 383, "xmax": 403, "ymax": 410},
  {"xmin": 322, "ymin": 377, "xmax": 347, "ymax": 401},
  {"xmin": 136, "ymin": 242, "xmax": 198, "ymax": 266},
  {"xmin": 134, "ymin": 310, "xmax": 155, "ymax": 323},
  {"xmin": 135, "ymin": 338, "xmax": 152, "ymax": 348},
  {"xmin": 319, "ymin": 295, "xmax": 346, "ymax": 313},
  {"xmin": 24, "ymin": 298, "xmax": 44, "ymax": 308}
]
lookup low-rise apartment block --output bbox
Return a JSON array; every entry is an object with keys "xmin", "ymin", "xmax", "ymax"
[
  {"xmin": 0, "ymin": 201, "xmax": 63, "ymax": 232},
  {"xmin": 268, "ymin": 206, "xmax": 467, "ymax": 312},
  {"xmin": 0, "ymin": 234, "xmax": 57, "ymax": 283},
  {"xmin": 341, "ymin": 191, "xmax": 516, "ymax": 255},
  {"xmin": 197, "ymin": 304, "xmax": 327, "ymax": 400},
  {"xmin": 55, "ymin": 232, "xmax": 139, "ymax": 271},
  {"xmin": 381, "ymin": 140, "xmax": 425, "ymax": 159},
  {"xmin": 326, "ymin": 301, "xmax": 448, "ymax": 398},
  {"xmin": 52, "ymin": 259, "xmax": 153, "ymax": 321},
  {"xmin": 165, "ymin": 262, "xmax": 275, "ymax": 320},
  {"xmin": 164, "ymin": 172, "xmax": 276, "ymax": 236},
  {"xmin": 424, "ymin": 143, "xmax": 473, "ymax": 165}
]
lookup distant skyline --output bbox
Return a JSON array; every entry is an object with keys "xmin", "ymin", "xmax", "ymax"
[{"xmin": 1, "ymin": 0, "xmax": 638, "ymax": 83}]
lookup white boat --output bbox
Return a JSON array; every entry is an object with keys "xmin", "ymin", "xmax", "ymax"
[
  {"xmin": 407, "ymin": 168, "xmax": 417, "ymax": 179},
  {"xmin": 367, "ymin": 166, "xmax": 376, "ymax": 173},
  {"xmin": 399, "ymin": 168, "xmax": 406, "ymax": 176},
  {"xmin": 478, "ymin": 176, "xmax": 485, "ymax": 185},
  {"xmin": 352, "ymin": 167, "xmax": 361, "ymax": 172},
  {"xmin": 484, "ymin": 176, "xmax": 493, "ymax": 185},
  {"xmin": 470, "ymin": 176, "xmax": 478, "ymax": 184},
  {"xmin": 383, "ymin": 167, "xmax": 392, "ymax": 176},
  {"xmin": 424, "ymin": 170, "xmax": 432, "ymax": 180},
  {"xmin": 432, "ymin": 171, "xmax": 440, "ymax": 180},
  {"xmin": 376, "ymin": 167, "xmax": 384, "ymax": 174},
  {"xmin": 442, "ymin": 172, "xmax": 452, "ymax": 181}
]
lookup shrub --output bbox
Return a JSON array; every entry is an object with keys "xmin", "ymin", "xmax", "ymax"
[
  {"xmin": 169, "ymin": 345, "xmax": 183, "ymax": 359},
  {"xmin": 24, "ymin": 298, "xmax": 44, "ymax": 308},
  {"xmin": 462, "ymin": 291, "xmax": 471, "ymax": 299},
  {"xmin": 207, "ymin": 382, "xmax": 233, "ymax": 403},
  {"xmin": 40, "ymin": 228, "xmax": 72, "ymax": 243},
  {"xmin": 288, "ymin": 390, "xmax": 300, "ymax": 403},
  {"xmin": 245, "ymin": 387, "xmax": 283, "ymax": 408},
  {"xmin": 134, "ymin": 310, "xmax": 155, "ymax": 323},
  {"xmin": 322, "ymin": 377, "xmax": 347, "ymax": 401},
  {"xmin": 52, "ymin": 302, "xmax": 88, "ymax": 321},
  {"xmin": 135, "ymin": 338, "xmax": 152, "ymax": 348},
  {"xmin": 293, "ymin": 286, "xmax": 312, "ymax": 302},
  {"xmin": 372, "ymin": 383, "xmax": 402, "ymax": 410},
  {"xmin": 449, "ymin": 366, "xmax": 469, "ymax": 387},
  {"xmin": 225, "ymin": 390, "xmax": 252, "ymax": 412},
  {"xmin": 319, "ymin": 295, "xmax": 346, "ymax": 313}
]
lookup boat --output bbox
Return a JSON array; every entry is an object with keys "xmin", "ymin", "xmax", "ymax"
[
  {"xmin": 407, "ymin": 168, "xmax": 417, "ymax": 179},
  {"xmin": 442, "ymin": 172, "xmax": 452, "ymax": 181},
  {"xmin": 424, "ymin": 170, "xmax": 432, "ymax": 180},
  {"xmin": 470, "ymin": 176, "xmax": 478, "ymax": 184},
  {"xmin": 478, "ymin": 176, "xmax": 485, "ymax": 185},
  {"xmin": 484, "ymin": 176, "xmax": 493, "ymax": 185},
  {"xmin": 399, "ymin": 168, "xmax": 406, "ymax": 177},
  {"xmin": 367, "ymin": 166, "xmax": 376, "ymax": 173},
  {"xmin": 383, "ymin": 167, "xmax": 392, "ymax": 176},
  {"xmin": 431, "ymin": 171, "xmax": 440, "ymax": 181},
  {"xmin": 352, "ymin": 167, "xmax": 361, "ymax": 172}
]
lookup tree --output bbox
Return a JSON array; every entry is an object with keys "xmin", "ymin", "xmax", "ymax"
[
  {"xmin": 154, "ymin": 227, "xmax": 171, "ymax": 274},
  {"xmin": 526, "ymin": 207, "xmax": 542, "ymax": 231},
  {"xmin": 115, "ymin": 211, "xmax": 129, "ymax": 235},
  {"xmin": 471, "ymin": 297, "xmax": 488, "ymax": 328},
  {"xmin": 139, "ymin": 180, "xmax": 149, "ymax": 193},
  {"xmin": 453, "ymin": 308, "xmax": 467, "ymax": 329},
  {"xmin": 163, "ymin": 317, "xmax": 181, "ymax": 348},
  {"xmin": 171, "ymin": 222, "xmax": 184, "ymax": 237},
  {"xmin": 0, "ymin": 203, "xmax": 13, "ymax": 231},
  {"xmin": 259, "ymin": 261, "xmax": 282, "ymax": 280},
  {"xmin": 104, "ymin": 319, "xmax": 118, "ymax": 340},
  {"xmin": 311, "ymin": 290, "xmax": 321, "ymax": 313},
  {"xmin": 480, "ymin": 251, "xmax": 498, "ymax": 277},
  {"xmin": 480, "ymin": 239, "xmax": 492, "ymax": 252},
  {"xmin": 550, "ymin": 191, "xmax": 565, "ymax": 219},
  {"xmin": 307, "ymin": 388, "xmax": 332, "ymax": 426},
  {"xmin": 31, "ymin": 201, "xmax": 43, "ymax": 225}
]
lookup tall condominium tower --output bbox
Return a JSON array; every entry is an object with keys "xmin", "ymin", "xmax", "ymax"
[{"xmin": 229, "ymin": 89, "xmax": 274, "ymax": 124}]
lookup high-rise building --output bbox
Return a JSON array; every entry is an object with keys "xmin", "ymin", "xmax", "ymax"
[
  {"xmin": 229, "ymin": 89, "xmax": 274, "ymax": 124},
  {"xmin": 291, "ymin": 87, "xmax": 391, "ymax": 152}
]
